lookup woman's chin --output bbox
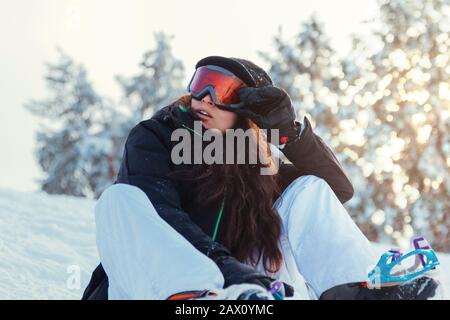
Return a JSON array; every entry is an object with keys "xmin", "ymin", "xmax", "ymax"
[
  {"xmin": 210, "ymin": 128, "xmax": 223, "ymax": 135},
  {"xmin": 202, "ymin": 123, "xmax": 224, "ymax": 134}
]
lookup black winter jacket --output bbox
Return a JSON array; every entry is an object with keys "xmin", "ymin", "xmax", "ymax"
[{"xmin": 82, "ymin": 100, "xmax": 354, "ymax": 299}]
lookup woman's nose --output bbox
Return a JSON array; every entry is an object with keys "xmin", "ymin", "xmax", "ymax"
[{"xmin": 201, "ymin": 94, "xmax": 215, "ymax": 106}]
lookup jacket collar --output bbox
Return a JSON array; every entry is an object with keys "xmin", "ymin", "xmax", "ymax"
[{"xmin": 154, "ymin": 99, "xmax": 203, "ymax": 137}]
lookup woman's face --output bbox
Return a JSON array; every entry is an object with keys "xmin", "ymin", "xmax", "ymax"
[{"xmin": 190, "ymin": 94, "xmax": 238, "ymax": 133}]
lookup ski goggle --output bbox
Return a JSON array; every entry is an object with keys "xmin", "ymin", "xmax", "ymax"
[{"xmin": 187, "ymin": 65, "xmax": 247, "ymax": 108}]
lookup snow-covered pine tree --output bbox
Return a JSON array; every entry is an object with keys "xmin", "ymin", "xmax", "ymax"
[
  {"xmin": 27, "ymin": 32, "xmax": 186, "ymax": 199},
  {"xmin": 106, "ymin": 31, "xmax": 186, "ymax": 193},
  {"xmin": 259, "ymin": 17, "xmax": 372, "ymax": 232},
  {"xmin": 26, "ymin": 49, "xmax": 116, "ymax": 198},
  {"xmin": 260, "ymin": 17, "xmax": 344, "ymax": 139},
  {"xmin": 90, "ymin": 31, "xmax": 186, "ymax": 197},
  {"xmin": 351, "ymin": 0, "xmax": 450, "ymax": 250},
  {"xmin": 330, "ymin": 32, "xmax": 384, "ymax": 241},
  {"xmin": 116, "ymin": 32, "xmax": 185, "ymax": 123}
]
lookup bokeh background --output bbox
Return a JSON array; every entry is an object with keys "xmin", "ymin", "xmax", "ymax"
[{"xmin": 1, "ymin": 0, "xmax": 449, "ymax": 252}]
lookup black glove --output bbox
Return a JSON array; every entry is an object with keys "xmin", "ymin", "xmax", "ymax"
[
  {"xmin": 223, "ymin": 86, "xmax": 301, "ymax": 145},
  {"xmin": 215, "ymin": 255, "xmax": 294, "ymax": 298}
]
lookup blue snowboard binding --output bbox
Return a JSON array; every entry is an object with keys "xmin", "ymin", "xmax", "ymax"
[{"xmin": 368, "ymin": 236, "xmax": 440, "ymax": 287}]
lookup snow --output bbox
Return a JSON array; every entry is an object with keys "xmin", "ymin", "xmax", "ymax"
[
  {"xmin": 0, "ymin": 187, "xmax": 448, "ymax": 299},
  {"xmin": 0, "ymin": 188, "xmax": 98, "ymax": 299}
]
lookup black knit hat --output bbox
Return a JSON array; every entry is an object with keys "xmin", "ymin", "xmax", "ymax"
[{"xmin": 195, "ymin": 56, "xmax": 273, "ymax": 88}]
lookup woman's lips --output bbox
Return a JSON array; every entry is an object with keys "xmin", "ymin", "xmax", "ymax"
[{"xmin": 194, "ymin": 109, "xmax": 213, "ymax": 120}]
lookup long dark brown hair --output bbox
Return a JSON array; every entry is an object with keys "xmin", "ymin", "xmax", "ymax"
[{"xmin": 171, "ymin": 95, "xmax": 283, "ymax": 274}]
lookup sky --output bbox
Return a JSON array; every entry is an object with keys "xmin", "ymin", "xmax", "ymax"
[{"xmin": 0, "ymin": 0, "xmax": 378, "ymax": 192}]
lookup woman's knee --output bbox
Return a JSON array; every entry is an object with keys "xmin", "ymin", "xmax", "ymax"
[
  {"xmin": 99, "ymin": 183, "xmax": 149, "ymax": 205},
  {"xmin": 96, "ymin": 183, "xmax": 159, "ymax": 219},
  {"xmin": 275, "ymin": 175, "xmax": 335, "ymax": 225},
  {"xmin": 284, "ymin": 175, "xmax": 331, "ymax": 197},
  {"xmin": 100, "ymin": 183, "xmax": 143, "ymax": 199}
]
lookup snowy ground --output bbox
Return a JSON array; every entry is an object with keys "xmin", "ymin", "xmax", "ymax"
[
  {"xmin": 0, "ymin": 187, "xmax": 449, "ymax": 299},
  {"xmin": 0, "ymin": 188, "xmax": 98, "ymax": 299}
]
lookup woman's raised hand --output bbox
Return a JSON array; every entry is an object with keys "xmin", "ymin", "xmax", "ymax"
[{"xmin": 233, "ymin": 86, "xmax": 301, "ymax": 145}]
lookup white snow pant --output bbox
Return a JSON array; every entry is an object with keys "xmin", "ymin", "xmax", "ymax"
[{"xmin": 95, "ymin": 175, "xmax": 378, "ymax": 300}]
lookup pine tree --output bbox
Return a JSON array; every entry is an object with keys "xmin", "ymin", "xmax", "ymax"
[
  {"xmin": 27, "ymin": 32, "xmax": 186, "ymax": 199},
  {"xmin": 116, "ymin": 32, "xmax": 185, "ymax": 122},
  {"xmin": 260, "ymin": 17, "xmax": 344, "ymax": 139},
  {"xmin": 259, "ymin": 17, "xmax": 371, "ymax": 228},
  {"xmin": 26, "ymin": 49, "xmax": 115, "ymax": 198},
  {"xmin": 261, "ymin": 1, "xmax": 450, "ymax": 250},
  {"xmin": 347, "ymin": 0, "xmax": 450, "ymax": 249}
]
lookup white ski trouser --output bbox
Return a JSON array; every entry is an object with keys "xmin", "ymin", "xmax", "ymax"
[{"xmin": 95, "ymin": 175, "xmax": 378, "ymax": 300}]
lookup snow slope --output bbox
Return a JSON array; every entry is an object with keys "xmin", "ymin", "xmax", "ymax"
[
  {"xmin": 0, "ymin": 187, "xmax": 448, "ymax": 299},
  {"xmin": 0, "ymin": 188, "xmax": 98, "ymax": 299}
]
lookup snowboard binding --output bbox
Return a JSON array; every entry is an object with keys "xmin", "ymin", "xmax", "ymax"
[{"xmin": 367, "ymin": 236, "xmax": 440, "ymax": 288}]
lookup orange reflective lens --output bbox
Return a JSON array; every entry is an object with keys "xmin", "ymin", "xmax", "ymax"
[{"xmin": 187, "ymin": 65, "xmax": 247, "ymax": 106}]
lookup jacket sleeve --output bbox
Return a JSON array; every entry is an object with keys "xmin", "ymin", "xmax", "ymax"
[
  {"xmin": 278, "ymin": 116, "xmax": 354, "ymax": 204},
  {"xmin": 116, "ymin": 120, "xmax": 231, "ymax": 259}
]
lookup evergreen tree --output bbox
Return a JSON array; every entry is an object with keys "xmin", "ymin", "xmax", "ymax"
[
  {"xmin": 116, "ymin": 32, "xmax": 185, "ymax": 122},
  {"xmin": 353, "ymin": 0, "xmax": 450, "ymax": 250},
  {"xmin": 259, "ymin": 17, "xmax": 369, "ymax": 224},
  {"xmin": 26, "ymin": 49, "xmax": 114, "ymax": 198},
  {"xmin": 27, "ymin": 32, "xmax": 186, "ymax": 199}
]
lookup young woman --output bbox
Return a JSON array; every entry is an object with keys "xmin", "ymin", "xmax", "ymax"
[{"xmin": 82, "ymin": 56, "xmax": 439, "ymax": 300}]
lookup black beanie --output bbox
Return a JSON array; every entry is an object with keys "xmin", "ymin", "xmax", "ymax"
[{"xmin": 195, "ymin": 56, "xmax": 273, "ymax": 88}]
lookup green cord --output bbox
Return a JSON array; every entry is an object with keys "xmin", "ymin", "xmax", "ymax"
[
  {"xmin": 178, "ymin": 102, "xmax": 224, "ymax": 241},
  {"xmin": 178, "ymin": 104, "xmax": 189, "ymax": 112},
  {"xmin": 178, "ymin": 104, "xmax": 202, "ymax": 137},
  {"xmin": 212, "ymin": 197, "xmax": 225, "ymax": 241},
  {"xmin": 181, "ymin": 124, "xmax": 203, "ymax": 138}
]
